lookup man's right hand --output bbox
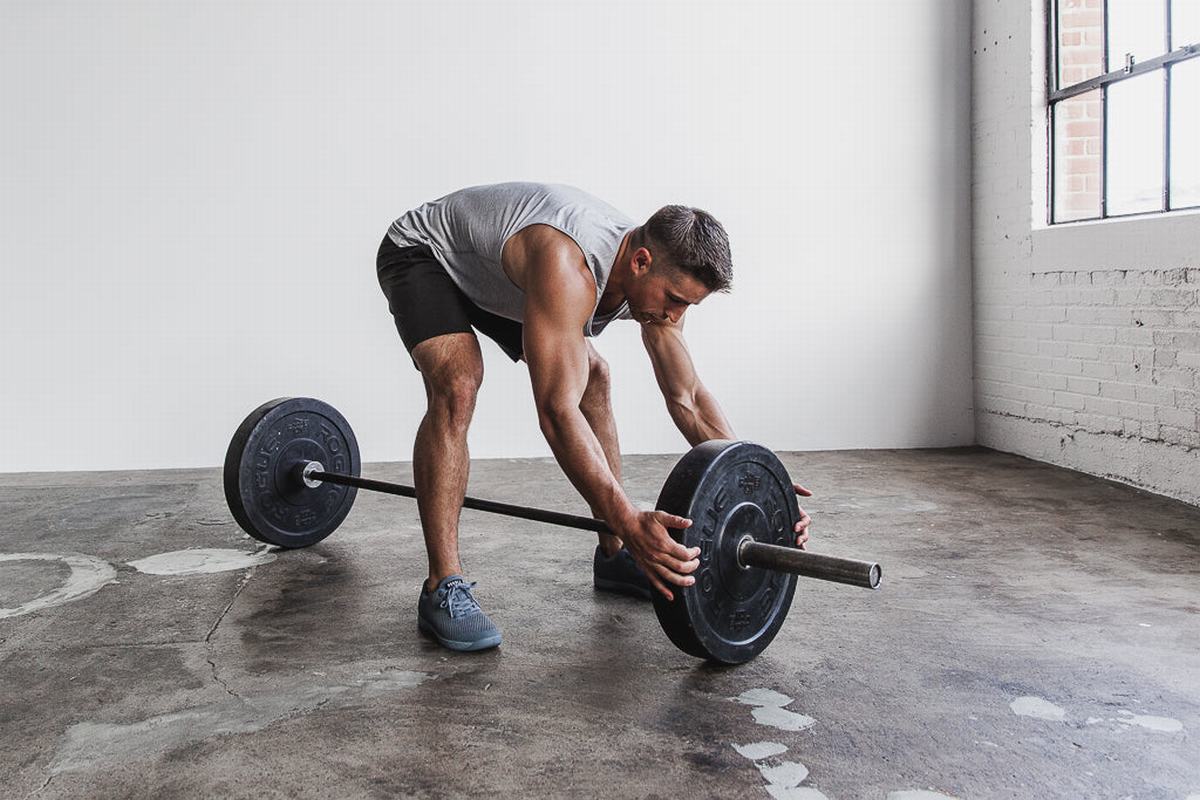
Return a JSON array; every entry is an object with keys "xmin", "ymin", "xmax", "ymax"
[{"xmin": 616, "ymin": 510, "xmax": 701, "ymax": 601}]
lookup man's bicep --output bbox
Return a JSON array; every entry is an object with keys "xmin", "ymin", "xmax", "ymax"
[
  {"xmin": 522, "ymin": 257, "xmax": 595, "ymax": 412},
  {"xmin": 523, "ymin": 302, "xmax": 590, "ymax": 411}
]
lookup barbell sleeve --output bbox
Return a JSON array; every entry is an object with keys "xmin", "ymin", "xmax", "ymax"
[{"xmin": 738, "ymin": 539, "xmax": 881, "ymax": 589}]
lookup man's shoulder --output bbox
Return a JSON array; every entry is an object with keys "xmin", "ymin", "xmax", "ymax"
[
  {"xmin": 503, "ymin": 223, "xmax": 592, "ymax": 297},
  {"xmin": 512, "ymin": 222, "xmax": 585, "ymax": 257},
  {"xmin": 516, "ymin": 227, "xmax": 592, "ymax": 273}
]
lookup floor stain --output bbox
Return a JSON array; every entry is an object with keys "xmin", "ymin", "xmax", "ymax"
[
  {"xmin": 1009, "ymin": 695, "xmax": 1067, "ymax": 721},
  {"xmin": 50, "ymin": 670, "xmax": 429, "ymax": 773},
  {"xmin": 732, "ymin": 741, "xmax": 788, "ymax": 760},
  {"xmin": 1113, "ymin": 709, "xmax": 1184, "ymax": 733},
  {"xmin": 127, "ymin": 547, "xmax": 276, "ymax": 576},
  {"xmin": 0, "ymin": 553, "xmax": 117, "ymax": 619}
]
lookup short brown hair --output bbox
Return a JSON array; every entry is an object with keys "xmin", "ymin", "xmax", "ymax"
[{"xmin": 634, "ymin": 205, "xmax": 733, "ymax": 293}]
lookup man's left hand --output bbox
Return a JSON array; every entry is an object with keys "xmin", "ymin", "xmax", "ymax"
[{"xmin": 794, "ymin": 483, "xmax": 812, "ymax": 549}]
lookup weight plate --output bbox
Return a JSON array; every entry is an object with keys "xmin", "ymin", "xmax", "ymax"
[
  {"xmin": 223, "ymin": 397, "xmax": 360, "ymax": 548},
  {"xmin": 652, "ymin": 440, "xmax": 800, "ymax": 664}
]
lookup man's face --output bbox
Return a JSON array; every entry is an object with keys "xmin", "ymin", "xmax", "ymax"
[{"xmin": 627, "ymin": 255, "xmax": 711, "ymax": 325}]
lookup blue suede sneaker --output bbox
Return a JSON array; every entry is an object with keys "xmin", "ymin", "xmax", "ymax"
[
  {"xmin": 593, "ymin": 546, "xmax": 652, "ymax": 601},
  {"xmin": 417, "ymin": 575, "xmax": 502, "ymax": 652}
]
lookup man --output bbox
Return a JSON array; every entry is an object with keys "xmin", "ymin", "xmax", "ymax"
[{"xmin": 377, "ymin": 182, "xmax": 811, "ymax": 652}]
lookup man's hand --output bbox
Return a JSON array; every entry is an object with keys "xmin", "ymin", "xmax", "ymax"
[
  {"xmin": 794, "ymin": 483, "xmax": 813, "ymax": 549},
  {"xmin": 616, "ymin": 510, "xmax": 701, "ymax": 601}
]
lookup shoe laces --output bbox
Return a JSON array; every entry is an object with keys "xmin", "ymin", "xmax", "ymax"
[{"xmin": 438, "ymin": 580, "xmax": 481, "ymax": 619}]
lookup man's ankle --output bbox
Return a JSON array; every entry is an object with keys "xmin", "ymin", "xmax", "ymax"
[{"xmin": 425, "ymin": 571, "xmax": 463, "ymax": 592}]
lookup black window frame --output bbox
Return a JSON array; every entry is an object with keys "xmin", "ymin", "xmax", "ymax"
[{"xmin": 1047, "ymin": 0, "xmax": 1200, "ymax": 224}]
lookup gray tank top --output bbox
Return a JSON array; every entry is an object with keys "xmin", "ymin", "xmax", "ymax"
[{"xmin": 387, "ymin": 182, "xmax": 636, "ymax": 335}]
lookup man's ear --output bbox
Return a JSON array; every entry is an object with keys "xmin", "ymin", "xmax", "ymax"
[{"xmin": 632, "ymin": 246, "xmax": 653, "ymax": 276}]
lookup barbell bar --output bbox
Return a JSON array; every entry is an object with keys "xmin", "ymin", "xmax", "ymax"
[{"xmin": 299, "ymin": 462, "xmax": 880, "ymax": 590}]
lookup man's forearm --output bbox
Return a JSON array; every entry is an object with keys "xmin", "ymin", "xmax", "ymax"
[
  {"xmin": 538, "ymin": 405, "xmax": 637, "ymax": 526},
  {"xmin": 667, "ymin": 385, "xmax": 735, "ymax": 447}
]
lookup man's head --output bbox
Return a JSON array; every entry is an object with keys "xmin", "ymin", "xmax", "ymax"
[{"xmin": 622, "ymin": 204, "xmax": 733, "ymax": 325}]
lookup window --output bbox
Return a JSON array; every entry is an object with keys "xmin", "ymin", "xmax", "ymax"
[{"xmin": 1048, "ymin": 0, "xmax": 1200, "ymax": 223}]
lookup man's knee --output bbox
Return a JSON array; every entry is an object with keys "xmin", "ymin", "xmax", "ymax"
[
  {"xmin": 586, "ymin": 351, "xmax": 611, "ymax": 393},
  {"xmin": 427, "ymin": 372, "xmax": 482, "ymax": 428},
  {"xmin": 580, "ymin": 351, "xmax": 612, "ymax": 415},
  {"xmin": 414, "ymin": 335, "xmax": 484, "ymax": 428}
]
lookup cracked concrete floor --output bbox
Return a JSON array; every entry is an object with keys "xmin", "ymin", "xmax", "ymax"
[{"xmin": 1, "ymin": 447, "xmax": 1198, "ymax": 799}]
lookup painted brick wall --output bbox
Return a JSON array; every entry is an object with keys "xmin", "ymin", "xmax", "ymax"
[{"xmin": 973, "ymin": 2, "xmax": 1200, "ymax": 506}]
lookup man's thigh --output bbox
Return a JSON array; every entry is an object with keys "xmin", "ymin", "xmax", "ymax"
[{"xmin": 411, "ymin": 332, "xmax": 484, "ymax": 393}]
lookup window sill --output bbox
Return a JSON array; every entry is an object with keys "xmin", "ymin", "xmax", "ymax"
[{"xmin": 1030, "ymin": 208, "xmax": 1200, "ymax": 272}]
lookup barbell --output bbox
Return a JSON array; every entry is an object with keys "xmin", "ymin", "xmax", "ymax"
[{"xmin": 223, "ymin": 397, "xmax": 882, "ymax": 664}]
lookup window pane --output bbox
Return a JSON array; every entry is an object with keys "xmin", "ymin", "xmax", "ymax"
[
  {"xmin": 1174, "ymin": 0, "xmax": 1200, "ymax": 46},
  {"xmin": 1107, "ymin": 73, "xmax": 1165, "ymax": 215},
  {"xmin": 1054, "ymin": 90, "xmax": 1103, "ymax": 221},
  {"xmin": 1171, "ymin": 58, "xmax": 1200, "ymax": 208},
  {"xmin": 1058, "ymin": 0, "xmax": 1105, "ymax": 88},
  {"xmin": 1109, "ymin": 0, "xmax": 1167, "ymax": 66}
]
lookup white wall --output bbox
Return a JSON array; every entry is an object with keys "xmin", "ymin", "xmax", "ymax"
[
  {"xmin": 972, "ymin": 1, "xmax": 1200, "ymax": 505},
  {"xmin": 0, "ymin": 0, "xmax": 974, "ymax": 472}
]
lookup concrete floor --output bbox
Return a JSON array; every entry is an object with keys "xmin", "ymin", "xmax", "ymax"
[{"xmin": 1, "ymin": 447, "xmax": 1198, "ymax": 799}]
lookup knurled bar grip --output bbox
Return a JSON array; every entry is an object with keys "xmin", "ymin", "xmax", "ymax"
[{"xmin": 307, "ymin": 466, "xmax": 882, "ymax": 589}]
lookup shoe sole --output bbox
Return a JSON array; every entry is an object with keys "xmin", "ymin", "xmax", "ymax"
[
  {"xmin": 593, "ymin": 577, "xmax": 652, "ymax": 601},
  {"xmin": 418, "ymin": 617, "xmax": 502, "ymax": 652}
]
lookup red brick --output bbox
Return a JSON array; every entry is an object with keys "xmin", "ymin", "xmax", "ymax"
[
  {"xmin": 1066, "ymin": 121, "xmax": 1101, "ymax": 137},
  {"xmin": 1062, "ymin": 9, "xmax": 1103, "ymax": 27},
  {"xmin": 1066, "ymin": 158, "xmax": 1099, "ymax": 176},
  {"xmin": 1063, "ymin": 47, "xmax": 1102, "ymax": 65}
]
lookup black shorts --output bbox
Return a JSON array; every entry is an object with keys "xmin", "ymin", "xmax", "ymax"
[{"xmin": 376, "ymin": 234, "xmax": 525, "ymax": 364}]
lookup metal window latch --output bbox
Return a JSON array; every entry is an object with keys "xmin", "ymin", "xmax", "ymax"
[{"xmin": 1124, "ymin": 53, "xmax": 1135, "ymax": 73}]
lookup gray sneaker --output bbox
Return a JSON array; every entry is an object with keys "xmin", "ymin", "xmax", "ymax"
[{"xmin": 417, "ymin": 575, "xmax": 502, "ymax": 652}]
